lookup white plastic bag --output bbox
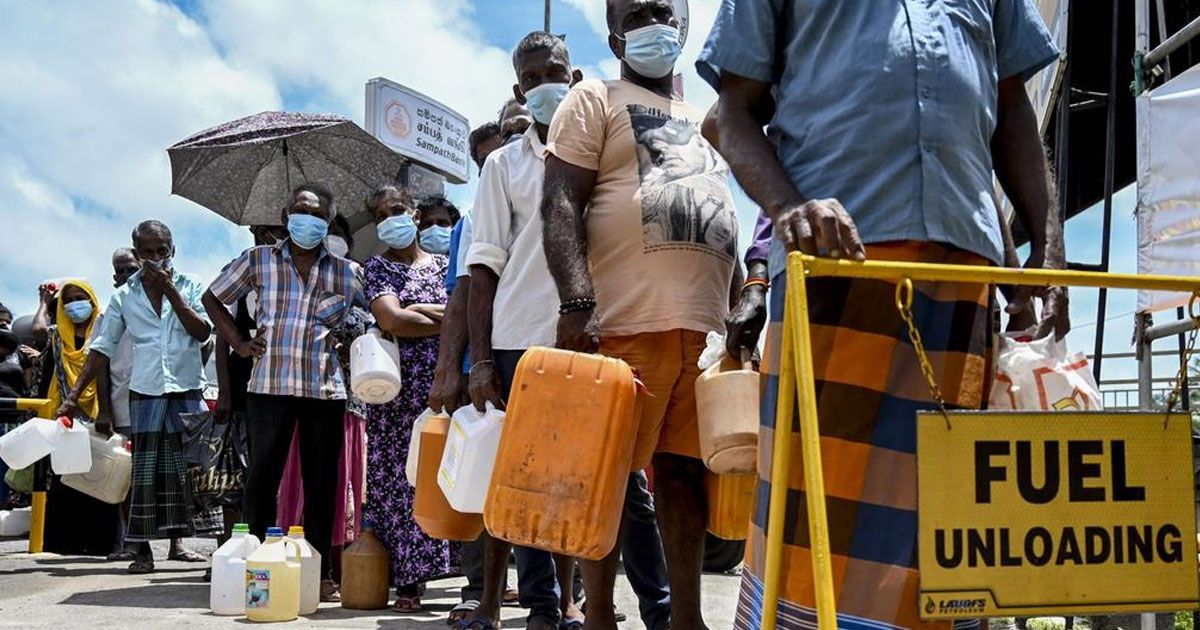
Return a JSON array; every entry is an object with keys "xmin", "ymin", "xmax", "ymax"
[
  {"xmin": 988, "ymin": 332, "xmax": 1103, "ymax": 411},
  {"xmin": 698, "ymin": 331, "xmax": 726, "ymax": 371},
  {"xmin": 406, "ymin": 408, "xmax": 438, "ymax": 487}
]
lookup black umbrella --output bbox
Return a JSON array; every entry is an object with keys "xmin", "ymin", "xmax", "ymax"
[{"xmin": 168, "ymin": 111, "xmax": 406, "ymax": 232}]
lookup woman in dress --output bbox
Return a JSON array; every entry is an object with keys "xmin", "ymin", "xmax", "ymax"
[{"xmin": 362, "ymin": 185, "xmax": 459, "ymax": 613}]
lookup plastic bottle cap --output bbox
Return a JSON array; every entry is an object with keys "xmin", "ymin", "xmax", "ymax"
[
  {"xmin": 265, "ymin": 527, "xmax": 284, "ymax": 537},
  {"xmin": 287, "ymin": 526, "xmax": 304, "ymax": 537},
  {"xmin": 57, "ymin": 416, "xmax": 72, "ymax": 429},
  {"xmin": 232, "ymin": 523, "xmax": 250, "ymax": 534}
]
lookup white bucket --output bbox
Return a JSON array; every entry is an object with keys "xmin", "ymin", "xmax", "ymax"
[
  {"xmin": 350, "ymin": 329, "xmax": 401, "ymax": 404},
  {"xmin": 438, "ymin": 404, "xmax": 504, "ymax": 513}
]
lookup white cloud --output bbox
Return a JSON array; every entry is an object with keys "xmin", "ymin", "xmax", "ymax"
[{"xmin": 0, "ymin": 0, "xmax": 277, "ymax": 317}]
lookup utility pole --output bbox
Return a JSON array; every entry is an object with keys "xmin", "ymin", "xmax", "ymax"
[{"xmin": 544, "ymin": 0, "xmax": 551, "ymax": 32}]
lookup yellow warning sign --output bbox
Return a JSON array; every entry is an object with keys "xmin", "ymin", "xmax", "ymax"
[{"xmin": 917, "ymin": 412, "xmax": 1199, "ymax": 619}]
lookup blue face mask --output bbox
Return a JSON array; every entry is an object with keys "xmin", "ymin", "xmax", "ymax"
[
  {"xmin": 620, "ymin": 24, "xmax": 682, "ymax": 79},
  {"xmin": 64, "ymin": 300, "xmax": 93, "ymax": 324},
  {"xmin": 419, "ymin": 225, "xmax": 452, "ymax": 254},
  {"xmin": 377, "ymin": 214, "xmax": 417, "ymax": 250},
  {"xmin": 287, "ymin": 213, "xmax": 329, "ymax": 250},
  {"xmin": 524, "ymin": 82, "xmax": 571, "ymax": 126}
]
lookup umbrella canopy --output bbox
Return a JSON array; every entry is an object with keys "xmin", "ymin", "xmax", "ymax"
[{"xmin": 168, "ymin": 111, "xmax": 406, "ymax": 231}]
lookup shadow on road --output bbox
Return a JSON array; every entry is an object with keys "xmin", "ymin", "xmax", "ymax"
[{"xmin": 61, "ymin": 583, "xmax": 208, "ymax": 609}]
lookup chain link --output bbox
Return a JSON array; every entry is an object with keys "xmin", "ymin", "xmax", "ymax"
[
  {"xmin": 895, "ymin": 278, "xmax": 951, "ymax": 426},
  {"xmin": 1163, "ymin": 291, "xmax": 1200, "ymax": 419}
]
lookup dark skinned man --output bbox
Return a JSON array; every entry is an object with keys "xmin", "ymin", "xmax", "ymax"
[
  {"xmin": 58, "ymin": 221, "xmax": 212, "ymax": 573},
  {"xmin": 541, "ymin": 2, "xmax": 739, "ymax": 628},
  {"xmin": 203, "ymin": 184, "xmax": 364, "ymax": 602},
  {"xmin": 697, "ymin": 1, "xmax": 1068, "ymax": 628}
]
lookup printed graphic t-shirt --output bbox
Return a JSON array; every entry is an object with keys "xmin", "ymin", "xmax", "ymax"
[{"xmin": 547, "ymin": 78, "xmax": 737, "ymax": 337}]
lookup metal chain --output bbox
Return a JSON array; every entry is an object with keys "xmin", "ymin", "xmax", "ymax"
[
  {"xmin": 895, "ymin": 278, "xmax": 951, "ymax": 426},
  {"xmin": 1163, "ymin": 291, "xmax": 1200, "ymax": 418}
]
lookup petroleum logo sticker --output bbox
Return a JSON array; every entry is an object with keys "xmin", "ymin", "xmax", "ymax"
[{"xmin": 916, "ymin": 411, "xmax": 1199, "ymax": 618}]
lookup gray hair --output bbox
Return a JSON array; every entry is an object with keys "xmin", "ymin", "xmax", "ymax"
[
  {"xmin": 292, "ymin": 183, "xmax": 338, "ymax": 219},
  {"xmin": 131, "ymin": 220, "xmax": 172, "ymax": 247},
  {"xmin": 511, "ymin": 30, "xmax": 570, "ymax": 72}
]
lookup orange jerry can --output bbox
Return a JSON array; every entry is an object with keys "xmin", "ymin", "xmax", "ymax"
[
  {"xmin": 485, "ymin": 347, "xmax": 639, "ymax": 560},
  {"xmin": 414, "ymin": 414, "xmax": 484, "ymax": 541},
  {"xmin": 706, "ymin": 472, "xmax": 756, "ymax": 540}
]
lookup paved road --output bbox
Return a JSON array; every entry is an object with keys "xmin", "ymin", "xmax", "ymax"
[{"xmin": 0, "ymin": 538, "xmax": 742, "ymax": 629}]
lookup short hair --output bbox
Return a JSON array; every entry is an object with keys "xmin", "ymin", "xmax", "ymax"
[
  {"xmin": 112, "ymin": 247, "xmax": 135, "ymax": 260},
  {"xmin": 364, "ymin": 185, "xmax": 414, "ymax": 215},
  {"xmin": 469, "ymin": 122, "xmax": 502, "ymax": 166},
  {"xmin": 497, "ymin": 97, "xmax": 524, "ymax": 125},
  {"xmin": 292, "ymin": 183, "xmax": 337, "ymax": 218},
  {"xmin": 606, "ymin": 0, "xmax": 620, "ymax": 32},
  {"xmin": 131, "ymin": 220, "xmax": 172, "ymax": 247},
  {"xmin": 0, "ymin": 302, "xmax": 10, "ymax": 317},
  {"xmin": 418, "ymin": 195, "xmax": 462, "ymax": 224},
  {"xmin": 512, "ymin": 30, "xmax": 570, "ymax": 72}
]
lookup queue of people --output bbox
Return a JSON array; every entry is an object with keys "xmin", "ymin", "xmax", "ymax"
[{"xmin": 0, "ymin": 1, "xmax": 1071, "ymax": 629}]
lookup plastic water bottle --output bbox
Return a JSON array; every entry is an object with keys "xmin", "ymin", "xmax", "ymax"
[
  {"xmin": 210, "ymin": 523, "xmax": 261, "ymax": 615},
  {"xmin": 287, "ymin": 526, "xmax": 321, "ymax": 615}
]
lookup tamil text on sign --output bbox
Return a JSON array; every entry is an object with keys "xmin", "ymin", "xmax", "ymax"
[{"xmin": 365, "ymin": 78, "xmax": 469, "ymax": 184}]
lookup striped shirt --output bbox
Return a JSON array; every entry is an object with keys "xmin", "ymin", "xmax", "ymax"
[{"xmin": 208, "ymin": 241, "xmax": 365, "ymax": 400}]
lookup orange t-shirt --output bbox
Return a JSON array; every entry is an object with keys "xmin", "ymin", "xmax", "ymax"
[{"xmin": 547, "ymin": 78, "xmax": 737, "ymax": 337}]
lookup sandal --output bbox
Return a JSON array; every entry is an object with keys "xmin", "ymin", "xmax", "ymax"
[
  {"xmin": 392, "ymin": 595, "xmax": 422, "ymax": 614},
  {"xmin": 167, "ymin": 548, "xmax": 207, "ymax": 563},
  {"xmin": 107, "ymin": 550, "xmax": 136, "ymax": 561},
  {"xmin": 320, "ymin": 579, "xmax": 341, "ymax": 603},
  {"xmin": 449, "ymin": 600, "xmax": 480, "ymax": 624},
  {"xmin": 128, "ymin": 559, "xmax": 155, "ymax": 574},
  {"xmin": 559, "ymin": 621, "xmax": 584, "ymax": 629},
  {"xmin": 454, "ymin": 619, "xmax": 498, "ymax": 630}
]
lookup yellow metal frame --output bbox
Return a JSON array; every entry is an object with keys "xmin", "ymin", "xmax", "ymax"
[{"xmin": 760, "ymin": 253, "xmax": 1200, "ymax": 630}]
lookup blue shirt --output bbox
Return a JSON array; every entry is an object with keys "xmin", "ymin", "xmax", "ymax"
[
  {"xmin": 90, "ymin": 269, "xmax": 210, "ymax": 396},
  {"xmin": 445, "ymin": 214, "xmax": 473, "ymax": 374},
  {"xmin": 697, "ymin": 0, "xmax": 1058, "ymax": 273}
]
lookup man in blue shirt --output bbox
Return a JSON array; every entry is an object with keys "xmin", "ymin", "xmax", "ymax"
[
  {"xmin": 699, "ymin": 1, "xmax": 1069, "ymax": 628},
  {"xmin": 59, "ymin": 220, "xmax": 212, "ymax": 574}
]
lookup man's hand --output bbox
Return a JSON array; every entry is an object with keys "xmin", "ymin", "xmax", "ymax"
[
  {"xmin": 234, "ymin": 331, "xmax": 267, "ymax": 359},
  {"xmin": 17, "ymin": 345, "xmax": 39, "ymax": 362},
  {"xmin": 726, "ymin": 284, "xmax": 768, "ymax": 359},
  {"xmin": 142, "ymin": 260, "xmax": 171, "ymax": 292},
  {"xmin": 774, "ymin": 198, "xmax": 866, "ymax": 260},
  {"xmin": 93, "ymin": 410, "xmax": 115, "ymax": 438},
  {"xmin": 214, "ymin": 388, "xmax": 232, "ymax": 422},
  {"xmin": 1006, "ymin": 251, "xmax": 1070, "ymax": 340},
  {"xmin": 467, "ymin": 362, "xmax": 505, "ymax": 412},
  {"xmin": 38, "ymin": 283, "xmax": 56, "ymax": 305},
  {"xmin": 428, "ymin": 366, "xmax": 465, "ymax": 414},
  {"xmin": 556, "ymin": 310, "xmax": 599, "ymax": 354},
  {"xmin": 55, "ymin": 396, "xmax": 79, "ymax": 420}
]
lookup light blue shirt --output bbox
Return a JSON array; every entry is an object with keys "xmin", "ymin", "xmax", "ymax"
[
  {"xmin": 90, "ymin": 269, "xmax": 209, "ymax": 396},
  {"xmin": 697, "ymin": 0, "xmax": 1058, "ymax": 274}
]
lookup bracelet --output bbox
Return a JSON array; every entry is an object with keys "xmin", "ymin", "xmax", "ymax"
[
  {"xmin": 742, "ymin": 278, "xmax": 769, "ymax": 291},
  {"xmin": 469, "ymin": 359, "xmax": 494, "ymax": 374},
  {"xmin": 559, "ymin": 297, "xmax": 597, "ymax": 315}
]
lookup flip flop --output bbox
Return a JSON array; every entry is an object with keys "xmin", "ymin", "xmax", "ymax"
[
  {"xmin": 128, "ymin": 559, "xmax": 155, "ymax": 574},
  {"xmin": 167, "ymin": 549, "xmax": 207, "ymax": 563},
  {"xmin": 454, "ymin": 619, "xmax": 498, "ymax": 630},
  {"xmin": 559, "ymin": 621, "xmax": 584, "ymax": 629},
  {"xmin": 107, "ymin": 550, "xmax": 136, "ymax": 561},
  {"xmin": 448, "ymin": 599, "xmax": 480, "ymax": 624}
]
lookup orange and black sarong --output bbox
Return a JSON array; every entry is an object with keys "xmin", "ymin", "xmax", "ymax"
[{"xmin": 736, "ymin": 242, "xmax": 991, "ymax": 630}]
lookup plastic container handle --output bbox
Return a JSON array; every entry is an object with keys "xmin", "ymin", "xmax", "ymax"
[
  {"xmin": 740, "ymin": 349, "xmax": 753, "ymax": 372},
  {"xmin": 282, "ymin": 538, "xmax": 302, "ymax": 561}
]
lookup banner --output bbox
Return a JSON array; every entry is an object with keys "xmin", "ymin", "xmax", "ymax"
[
  {"xmin": 917, "ymin": 411, "xmax": 1198, "ymax": 618},
  {"xmin": 365, "ymin": 78, "xmax": 470, "ymax": 184},
  {"xmin": 1137, "ymin": 63, "xmax": 1200, "ymax": 312}
]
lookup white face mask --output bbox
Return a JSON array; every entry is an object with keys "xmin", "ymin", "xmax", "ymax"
[{"xmin": 326, "ymin": 235, "xmax": 350, "ymax": 258}]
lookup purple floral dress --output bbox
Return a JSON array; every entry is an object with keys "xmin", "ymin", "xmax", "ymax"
[{"xmin": 363, "ymin": 253, "xmax": 457, "ymax": 587}]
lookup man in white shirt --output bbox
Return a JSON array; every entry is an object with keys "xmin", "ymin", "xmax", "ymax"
[{"xmin": 105, "ymin": 247, "xmax": 139, "ymax": 561}]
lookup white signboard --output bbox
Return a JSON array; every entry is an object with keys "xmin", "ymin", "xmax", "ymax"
[{"xmin": 365, "ymin": 78, "xmax": 470, "ymax": 184}]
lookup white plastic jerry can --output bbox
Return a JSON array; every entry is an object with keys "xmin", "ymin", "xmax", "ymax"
[
  {"xmin": 0, "ymin": 417, "xmax": 59, "ymax": 470},
  {"xmin": 49, "ymin": 417, "xmax": 92, "ymax": 475},
  {"xmin": 210, "ymin": 524, "xmax": 261, "ymax": 615},
  {"xmin": 287, "ymin": 526, "xmax": 322, "ymax": 615},
  {"xmin": 245, "ymin": 533, "xmax": 302, "ymax": 622},
  {"xmin": 438, "ymin": 403, "xmax": 504, "ymax": 513},
  {"xmin": 350, "ymin": 328, "xmax": 402, "ymax": 404},
  {"xmin": 61, "ymin": 429, "xmax": 132, "ymax": 503}
]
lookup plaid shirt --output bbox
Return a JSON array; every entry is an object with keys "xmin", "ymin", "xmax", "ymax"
[{"xmin": 208, "ymin": 241, "xmax": 365, "ymax": 400}]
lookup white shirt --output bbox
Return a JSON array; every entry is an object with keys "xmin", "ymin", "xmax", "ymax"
[{"xmin": 466, "ymin": 126, "xmax": 558, "ymax": 350}]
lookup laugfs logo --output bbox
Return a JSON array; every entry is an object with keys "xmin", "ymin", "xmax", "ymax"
[
  {"xmin": 926, "ymin": 597, "xmax": 986, "ymax": 615},
  {"xmin": 386, "ymin": 101, "xmax": 412, "ymax": 139}
]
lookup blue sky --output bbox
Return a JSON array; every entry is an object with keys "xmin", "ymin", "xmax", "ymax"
[{"xmin": 0, "ymin": 0, "xmax": 1166, "ymax": 387}]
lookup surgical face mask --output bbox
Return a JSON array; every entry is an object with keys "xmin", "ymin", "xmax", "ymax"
[
  {"xmin": 620, "ymin": 24, "xmax": 682, "ymax": 79},
  {"xmin": 419, "ymin": 225, "xmax": 452, "ymax": 254},
  {"xmin": 287, "ymin": 213, "xmax": 329, "ymax": 250},
  {"xmin": 147, "ymin": 257, "xmax": 172, "ymax": 272},
  {"xmin": 64, "ymin": 300, "xmax": 93, "ymax": 324},
  {"xmin": 377, "ymin": 214, "xmax": 417, "ymax": 250},
  {"xmin": 326, "ymin": 235, "xmax": 350, "ymax": 258},
  {"xmin": 524, "ymin": 82, "xmax": 571, "ymax": 126}
]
